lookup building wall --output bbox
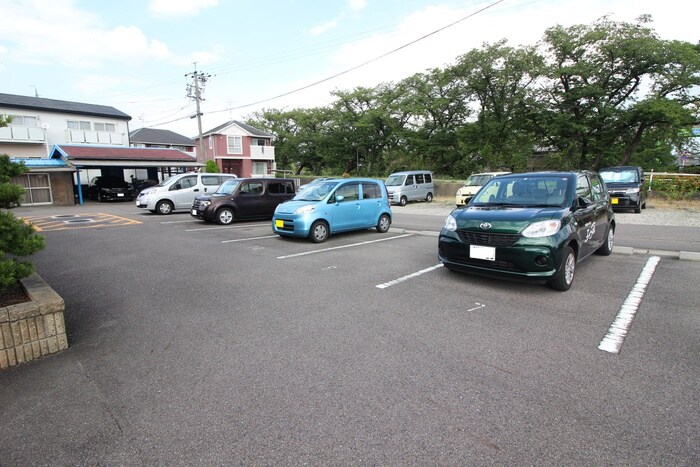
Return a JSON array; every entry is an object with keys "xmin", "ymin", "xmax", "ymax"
[
  {"xmin": 0, "ymin": 107, "xmax": 130, "ymax": 158},
  {"xmin": 50, "ymin": 173, "xmax": 76, "ymax": 206},
  {"xmin": 0, "ymin": 143, "xmax": 45, "ymax": 158}
]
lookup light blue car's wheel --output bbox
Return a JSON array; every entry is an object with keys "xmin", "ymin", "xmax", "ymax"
[
  {"xmin": 309, "ymin": 220, "xmax": 329, "ymax": 243},
  {"xmin": 376, "ymin": 214, "xmax": 391, "ymax": 233}
]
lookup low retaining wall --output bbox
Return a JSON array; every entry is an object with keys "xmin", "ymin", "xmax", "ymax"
[{"xmin": 0, "ymin": 273, "xmax": 67, "ymax": 369}]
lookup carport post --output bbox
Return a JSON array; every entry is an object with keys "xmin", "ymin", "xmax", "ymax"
[{"xmin": 76, "ymin": 170, "xmax": 84, "ymax": 205}]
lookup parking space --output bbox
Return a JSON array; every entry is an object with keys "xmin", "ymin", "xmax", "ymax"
[
  {"xmin": 22, "ymin": 212, "xmax": 141, "ymax": 231},
  {"xmin": 168, "ymin": 216, "xmax": 681, "ymax": 355},
  {"xmin": 4, "ymin": 203, "xmax": 699, "ymax": 465}
]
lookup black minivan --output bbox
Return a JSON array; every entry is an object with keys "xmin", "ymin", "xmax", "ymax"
[
  {"xmin": 599, "ymin": 166, "xmax": 647, "ymax": 213},
  {"xmin": 191, "ymin": 178, "xmax": 296, "ymax": 225}
]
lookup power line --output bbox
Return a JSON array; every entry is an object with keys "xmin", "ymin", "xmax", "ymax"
[
  {"xmin": 152, "ymin": 0, "xmax": 507, "ymax": 127},
  {"xmin": 207, "ymin": 0, "xmax": 506, "ymax": 114}
]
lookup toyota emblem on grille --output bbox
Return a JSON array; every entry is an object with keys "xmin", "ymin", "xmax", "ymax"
[{"xmin": 479, "ymin": 222, "xmax": 492, "ymax": 230}]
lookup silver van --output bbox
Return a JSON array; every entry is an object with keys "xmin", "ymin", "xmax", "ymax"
[
  {"xmin": 385, "ymin": 170, "xmax": 434, "ymax": 206},
  {"xmin": 135, "ymin": 172, "xmax": 238, "ymax": 214}
]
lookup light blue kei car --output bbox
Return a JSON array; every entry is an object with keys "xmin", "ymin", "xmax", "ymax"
[{"xmin": 272, "ymin": 178, "xmax": 393, "ymax": 243}]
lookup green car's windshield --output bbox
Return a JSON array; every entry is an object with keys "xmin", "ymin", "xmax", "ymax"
[
  {"xmin": 293, "ymin": 181, "xmax": 340, "ymax": 201},
  {"xmin": 216, "ymin": 180, "xmax": 241, "ymax": 195},
  {"xmin": 471, "ymin": 177, "xmax": 570, "ymax": 207}
]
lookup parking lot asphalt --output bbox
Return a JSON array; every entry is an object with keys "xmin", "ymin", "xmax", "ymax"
[{"xmin": 2, "ymin": 201, "xmax": 699, "ymax": 465}]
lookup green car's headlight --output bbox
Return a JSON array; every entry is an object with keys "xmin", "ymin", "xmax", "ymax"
[
  {"xmin": 522, "ymin": 220, "xmax": 560, "ymax": 238},
  {"xmin": 444, "ymin": 215, "xmax": 457, "ymax": 232}
]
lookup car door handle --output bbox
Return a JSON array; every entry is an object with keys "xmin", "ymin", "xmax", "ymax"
[{"xmin": 194, "ymin": 189, "xmax": 200, "ymax": 192}]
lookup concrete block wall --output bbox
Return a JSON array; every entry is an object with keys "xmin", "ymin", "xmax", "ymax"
[{"xmin": 0, "ymin": 274, "xmax": 67, "ymax": 369}]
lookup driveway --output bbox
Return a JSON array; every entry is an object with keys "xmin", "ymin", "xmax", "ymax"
[{"xmin": 2, "ymin": 201, "xmax": 699, "ymax": 465}]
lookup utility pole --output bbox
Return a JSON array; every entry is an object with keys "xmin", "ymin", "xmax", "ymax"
[{"xmin": 185, "ymin": 64, "xmax": 211, "ymax": 165}]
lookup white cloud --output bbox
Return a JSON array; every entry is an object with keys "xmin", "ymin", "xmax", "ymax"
[
  {"xmin": 310, "ymin": 19, "xmax": 340, "ymax": 36},
  {"xmin": 347, "ymin": 0, "xmax": 367, "ymax": 12},
  {"xmin": 0, "ymin": 0, "xmax": 176, "ymax": 69},
  {"xmin": 148, "ymin": 0, "xmax": 219, "ymax": 18}
]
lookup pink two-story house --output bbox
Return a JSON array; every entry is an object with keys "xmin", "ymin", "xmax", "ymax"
[{"xmin": 196, "ymin": 120, "xmax": 276, "ymax": 177}]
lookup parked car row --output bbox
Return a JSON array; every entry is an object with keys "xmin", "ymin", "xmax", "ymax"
[
  {"xmin": 128, "ymin": 168, "xmax": 626, "ymax": 292},
  {"xmin": 187, "ymin": 177, "xmax": 394, "ymax": 244}
]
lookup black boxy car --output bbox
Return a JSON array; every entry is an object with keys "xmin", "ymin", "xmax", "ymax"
[
  {"xmin": 88, "ymin": 176, "xmax": 135, "ymax": 202},
  {"xmin": 598, "ymin": 166, "xmax": 647, "ymax": 213},
  {"xmin": 438, "ymin": 171, "xmax": 615, "ymax": 291},
  {"xmin": 191, "ymin": 178, "xmax": 296, "ymax": 225}
]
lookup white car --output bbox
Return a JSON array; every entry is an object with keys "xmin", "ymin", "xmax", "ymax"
[
  {"xmin": 455, "ymin": 171, "xmax": 511, "ymax": 207},
  {"xmin": 136, "ymin": 173, "xmax": 238, "ymax": 214}
]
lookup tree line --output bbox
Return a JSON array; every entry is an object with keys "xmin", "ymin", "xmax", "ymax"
[{"xmin": 245, "ymin": 16, "xmax": 700, "ymax": 179}]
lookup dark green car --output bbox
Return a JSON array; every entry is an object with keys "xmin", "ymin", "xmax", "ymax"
[{"xmin": 438, "ymin": 171, "xmax": 615, "ymax": 291}]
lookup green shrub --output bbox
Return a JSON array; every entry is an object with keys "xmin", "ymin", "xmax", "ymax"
[
  {"xmin": 204, "ymin": 160, "xmax": 220, "ymax": 173},
  {"xmin": 0, "ymin": 155, "xmax": 45, "ymax": 290}
]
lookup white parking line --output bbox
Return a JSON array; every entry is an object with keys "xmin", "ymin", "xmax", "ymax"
[
  {"xmin": 186, "ymin": 223, "xmax": 267, "ymax": 232},
  {"xmin": 277, "ymin": 234, "xmax": 413, "ymax": 259},
  {"xmin": 376, "ymin": 264, "xmax": 444, "ymax": 289},
  {"xmin": 160, "ymin": 219, "xmax": 200, "ymax": 224},
  {"xmin": 222, "ymin": 235, "xmax": 278, "ymax": 243},
  {"xmin": 598, "ymin": 256, "xmax": 661, "ymax": 354}
]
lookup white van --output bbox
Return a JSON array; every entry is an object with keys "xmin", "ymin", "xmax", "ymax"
[
  {"xmin": 385, "ymin": 170, "xmax": 434, "ymax": 206},
  {"xmin": 136, "ymin": 172, "xmax": 238, "ymax": 214},
  {"xmin": 455, "ymin": 171, "xmax": 511, "ymax": 206}
]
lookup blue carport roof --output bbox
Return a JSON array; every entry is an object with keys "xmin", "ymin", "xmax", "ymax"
[{"xmin": 10, "ymin": 158, "xmax": 74, "ymax": 171}]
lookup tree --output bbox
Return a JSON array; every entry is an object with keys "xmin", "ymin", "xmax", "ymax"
[
  {"xmin": 0, "ymin": 154, "xmax": 46, "ymax": 290},
  {"xmin": 204, "ymin": 160, "xmax": 220, "ymax": 173},
  {"xmin": 531, "ymin": 16, "xmax": 700, "ymax": 169},
  {"xmin": 396, "ymin": 68, "xmax": 472, "ymax": 175},
  {"xmin": 451, "ymin": 40, "xmax": 542, "ymax": 172}
]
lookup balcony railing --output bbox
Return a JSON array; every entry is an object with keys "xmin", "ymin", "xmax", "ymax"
[
  {"xmin": 66, "ymin": 130, "xmax": 125, "ymax": 145},
  {"xmin": 250, "ymin": 145, "xmax": 275, "ymax": 160},
  {"xmin": 0, "ymin": 126, "xmax": 46, "ymax": 143}
]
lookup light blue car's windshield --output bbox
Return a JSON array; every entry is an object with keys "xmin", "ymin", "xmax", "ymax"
[
  {"xmin": 293, "ymin": 181, "xmax": 340, "ymax": 201},
  {"xmin": 216, "ymin": 180, "xmax": 241, "ymax": 195}
]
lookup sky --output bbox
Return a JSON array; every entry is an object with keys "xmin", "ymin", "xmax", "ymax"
[{"xmin": 0, "ymin": 0, "xmax": 697, "ymax": 139}]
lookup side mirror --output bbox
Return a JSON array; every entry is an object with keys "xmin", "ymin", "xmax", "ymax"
[
  {"xmin": 335, "ymin": 194, "xmax": 345, "ymax": 203},
  {"xmin": 577, "ymin": 196, "xmax": 591, "ymax": 208}
]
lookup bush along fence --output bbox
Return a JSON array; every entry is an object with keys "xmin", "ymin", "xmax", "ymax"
[{"xmin": 646, "ymin": 172, "xmax": 700, "ymax": 200}]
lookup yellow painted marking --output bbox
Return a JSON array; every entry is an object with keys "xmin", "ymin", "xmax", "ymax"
[{"xmin": 20, "ymin": 213, "xmax": 141, "ymax": 232}]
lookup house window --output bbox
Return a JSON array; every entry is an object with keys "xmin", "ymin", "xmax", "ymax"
[
  {"xmin": 252, "ymin": 138, "xmax": 266, "ymax": 146},
  {"xmin": 227, "ymin": 136, "xmax": 242, "ymax": 154},
  {"xmin": 252, "ymin": 161, "xmax": 267, "ymax": 175},
  {"xmin": 7, "ymin": 114, "xmax": 38, "ymax": 127},
  {"xmin": 94, "ymin": 122, "xmax": 116, "ymax": 132},
  {"xmin": 67, "ymin": 120, "xmax": 91, "ymax": 130}
]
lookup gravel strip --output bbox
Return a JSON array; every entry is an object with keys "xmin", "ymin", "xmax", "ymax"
[{"xmin": 398, "ymin": 202, "xmax": 700, "ymax": 228}]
